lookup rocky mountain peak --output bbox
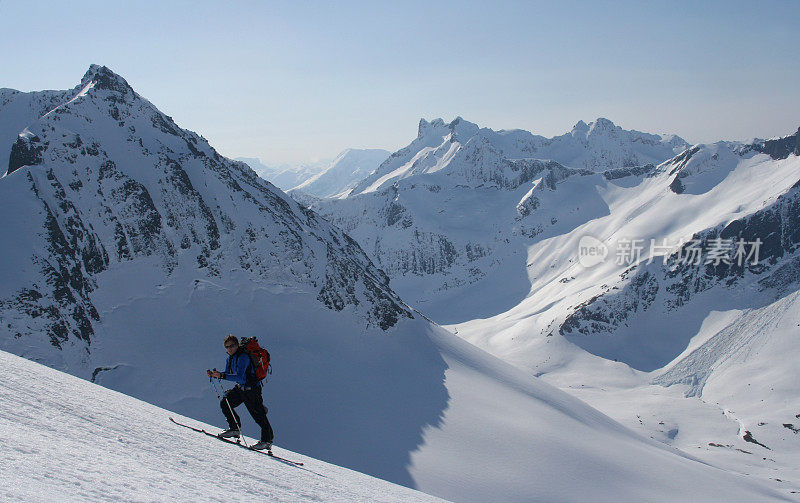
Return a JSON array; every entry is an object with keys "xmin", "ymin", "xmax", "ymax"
[
  {"xmin": 447, "ymin": 116, "xmax": 480, "ymax": 142},
  {"xmin": 417, "ymin": 118, "xmax": 446, "ymax": 138},
  {"xmin": 80, "ymin": 64, "xmax": 134, "ymax": 95},
  {"xmin": 0, "ymin": 66, "xmax": 413, "ymax": 356},
  {"xmin": 752, "ymin": 126, "xmax": 800, "ymax": 160},
  {"xmin": 587, "ymin": 117, "xmax": 619, "ymax": 135},
  {"xmin": 570, "ymin": 120, "xmax": 590, "ymax": 136},
  {"xmin": 417, "ymin": 117, "xmax": 481, "ymax": 143}
]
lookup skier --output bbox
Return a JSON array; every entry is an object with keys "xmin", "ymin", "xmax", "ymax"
[{"xmin": 207, "ymin": 335, "xmax": 274, "ymax": 451}]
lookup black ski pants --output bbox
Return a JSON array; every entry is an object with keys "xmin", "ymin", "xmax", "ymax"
[{"xmin": 221, "ymin": 385, "xmax": 274, "ymax": 443}]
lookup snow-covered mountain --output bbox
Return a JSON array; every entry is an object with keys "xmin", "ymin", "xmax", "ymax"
[
  {"xmin": 0, "ymin": 64, "xmax": 420, "ymax": 490},
  {"xmin": 311, "ymin": 117, "xmax": 688, "ymax": 321},
  {"xmin": 291, "ymin": 148, "xmax": 390, "ymax": 198},
  {"xmin": 453, "ymin": 132, "xmax": 800, "ymax": 495},
  {"xmin": 2, "ymin": 66, "xmax": 792, "ymax": 502},
  {"xmin": 236, "ymin": 156, "xmax": 327, "ymax": 190},
  {"xmin": 313, "ymin": 116, "xmax": 800, "ymax": 496},
  {"xmin": 348, "ymin": 116, "xmax": 688, "ymax": 196},
  {"xmin": 1, "ymin": 65, "xmax": 409, "ymax": 354}
]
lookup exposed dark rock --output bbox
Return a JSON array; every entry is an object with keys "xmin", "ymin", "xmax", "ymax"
[
  {"xmin": 559, "ymin": 178, "xmax": 800, "ymax": 369},
  {"xmin": 742, "ymin": 430, "xmax": 770, "ymax": 450},
  {"xmin": 7, "ymin": 134, "xmax": 44, "ymax": 175},
  {"xmin": 669, "ymin": 174, "xmax": 686, "ymax": 194},
  {"xmin": 752, "ymin": 127, "xmax": 800, "ymax": 160},
  {"xmin": 666, "ymin": 146, "xmax": 701, "ymax": 176},
  {"xmin": 603, "ymin": 164, "xmax": 655, "ymax": 181},
  {"xmin": 386, "ymin": 201, "xmax": 406, "ymax": 227},
  {"xmin": 83, "ymin": 65, "xmax": 135, "ymax": 96}
]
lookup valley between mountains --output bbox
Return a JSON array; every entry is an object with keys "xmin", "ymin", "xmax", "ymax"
[{"xmin": 2, "ymin": 65, "xmax": 798, "ymax": 502}]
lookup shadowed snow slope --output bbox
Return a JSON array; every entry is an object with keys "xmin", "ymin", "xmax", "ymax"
[
  {"xmin": 1, "ymin": 340, "xmax": 788, "ymax": 503},
  {"xmin": 0, "ymin": 350, "xmax": 444, "ymax": 503},
  {"xmin": 408, "ymin": 329, "xmax": 789, "ymax": 503}
]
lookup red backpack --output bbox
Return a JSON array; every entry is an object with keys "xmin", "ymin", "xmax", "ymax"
[{"xmin": 240, "ymin": 337, "xmax": 271, "ymax": 382}]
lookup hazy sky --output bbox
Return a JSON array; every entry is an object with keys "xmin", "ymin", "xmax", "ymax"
[{"xmin": 2, "ymin": 0, "xmax": 798, "ymax": 164}]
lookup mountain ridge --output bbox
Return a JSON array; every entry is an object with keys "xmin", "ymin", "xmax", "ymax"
[{"xmin": 2, "ymin": 65, "xmax": 798, "ymax": 501}]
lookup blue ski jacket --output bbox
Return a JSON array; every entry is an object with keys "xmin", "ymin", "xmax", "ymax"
[{"xmin": 222, "ymin": 350, "xmax": 255, "ymax": 386}]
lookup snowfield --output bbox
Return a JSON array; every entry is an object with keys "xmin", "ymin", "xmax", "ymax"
[
  {"xmin": 1, "ymin": 338, "xmax": 792, "ymax": 503},
  {"xmin": 0, "ymin": 350, "xmax": 444, "ymax": 503}
]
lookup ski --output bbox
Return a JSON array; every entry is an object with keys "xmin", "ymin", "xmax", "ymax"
[{"xmin": 169, "ymin": 417, "xmax": 305, "ymax": 466}]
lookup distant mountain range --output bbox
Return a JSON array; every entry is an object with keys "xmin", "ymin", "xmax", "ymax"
[
  {"xmin": 238, "ymin": 148, "xmax": 390, "ymax": 198},
  {"xmin": 235, "ymin": 156, "xmax": 328, "ymax": 190},
  {"xmin": 310, "ymin": 116, "xmax": 690, "ymax": 319},
  {"xmin": 291, "ymin": 148, "xmax": 390, "ymax": 198}
]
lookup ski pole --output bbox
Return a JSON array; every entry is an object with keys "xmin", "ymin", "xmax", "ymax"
[
  {"xmin": 211, "ymin": 376, "xmax": 247, "ymax": 447},
  {"xmin": 210, "ymin": 375, "xmax": 250, "ymax": 448}
]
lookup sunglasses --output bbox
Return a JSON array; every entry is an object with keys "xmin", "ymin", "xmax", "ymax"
[{"xmin": 224, "ymin": 344, "xmax": 236, "ymax": 349}]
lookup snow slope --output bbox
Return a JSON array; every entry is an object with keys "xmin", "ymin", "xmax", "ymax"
[
  {"xmin": 432, "ymin": 134, "xmax": 800, "ymax": 496},
  {"xmin": 537, "ymin": 289, "xmax": 800, "ymax": 499},
  {"xmin": 0, "ymin": 350, "xmax": 444, "ymax": 503},
  {"xmin": 2, "ymin": 337, "xmax": 789, "ymax": 503},
  {"xmin": 1, "ymin": 87, "xmax": 74, "ymax": 175},
  {"xmin": 291, "ymin": 148, "xmax": 390, "ymax": 198}
]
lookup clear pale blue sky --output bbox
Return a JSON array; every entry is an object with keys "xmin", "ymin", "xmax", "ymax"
[{"xmin": 2, "ymin": 0, "xmax": 798, "ymax": 164}]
